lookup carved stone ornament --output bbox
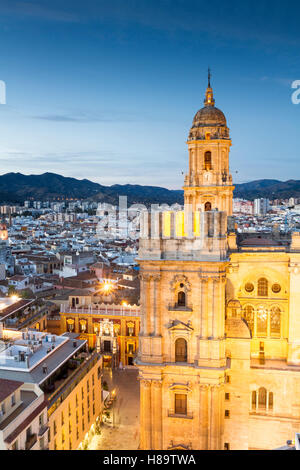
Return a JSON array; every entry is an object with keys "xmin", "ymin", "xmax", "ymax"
[{"xmin": 170, "ymin": 274, "xmax": 191, "ymax": 292}]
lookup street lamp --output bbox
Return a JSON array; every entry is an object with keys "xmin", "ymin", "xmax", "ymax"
[{"xmin": 111, "ymin": 389, "xmax": 116, "ymax": 427}]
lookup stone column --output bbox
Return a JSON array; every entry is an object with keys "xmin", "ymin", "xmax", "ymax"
[
  {"xmin": 149, "ymin": 276, "xmax": 155, "ymax": 335},
  {"xmin": 153, "ymin": 275, "xmax": 161, "ymax": 336},
  {"xmin": 144, "ymin": 275, "xmax": 151, "ymax": 336},
  {"xmin": 199, "ymin": 385, "xmax": 209, "ymax": 449},
  {"xmin": 209, "ymin": 384, "xmax": 223, "ymax": 450},
  {"xmin": 140, "ymin": 379, "xmax": 152, "ymax": 449},
  {"xmin": 207, "ymin": 279, "xmax": 213, "ymax": 338},
  {"xmin": 139, "ymin": 274, "xmax": 146, "ymax": 336},
  {"xmin": 152, "ymin": 380, "xmax": 162, "ymax": 449},
  {"xmin": 201, "ymin": 278, "xmax": 208, "ymax": 338}
]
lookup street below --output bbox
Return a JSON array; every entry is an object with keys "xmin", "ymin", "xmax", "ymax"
[{"xmin": 89, "ymin": 368, "xmax": 140, "ymax": 450}]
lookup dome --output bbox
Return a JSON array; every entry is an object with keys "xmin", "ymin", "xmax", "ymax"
[
  {"xmin": 188, "ymin": 77, "xmax": 230, "ymax": 141},
  {"xmin": 192, "ymin": 106, "xmax": 227, "ymax": 128}
]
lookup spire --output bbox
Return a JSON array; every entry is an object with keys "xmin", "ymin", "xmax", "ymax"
[{"xmin": 204, "ymin": 68, "xmax": 215, "ymax": 107}]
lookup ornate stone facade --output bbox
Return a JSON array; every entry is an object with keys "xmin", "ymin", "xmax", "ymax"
[{"xmin": 137, "ymin": 76, "xmax": 300, "ymax": 450}]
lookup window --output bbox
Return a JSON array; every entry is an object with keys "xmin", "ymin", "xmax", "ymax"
[
  {"xmin": 53, "ymin": 421, "xmax": 57, "ymax": 435},
  {"xmin": 26, "ymin": 426, "xmax": 32, "ymax": 440},
  {"xmin": 258, "ymin": 387, "xmax": 267, "ymax": 409},
  {"xmin": 177, "ymin": 291, "xmax": 186, "ymax": 307},
  {"xmin": 204, "ymin": 151, "xmax": 212, "ymax": 170},
  {"xmin": 270, "ymin": 307, "xmax": 281, "ymax": 336},
  {"xmin": 225, "ymin": 410, "xmax": 230, "ymax": 418},
  {"xmin": 92, "ymin": 374, "xmax": 95, "ymax": 386},
  {"xmin": 258, "ymin": 278, "xmax": 268, "ymax": 296},
  {"xmin": 93, "ymin": 404, "xmax": 95, "ymax": 415},
  {"xmin": 257, "ymin": 307, "xmax": 267, "ymax": 336},
  {"xmin": 225, "ymin": 375, "xmax": 230, "ymax": 384},
  {"xmin": 175, "ymin": 338, "xmax": 187, "ymax": 362},
  {"xmin": 245, "ymin": 282, "xmax": 254, "ymax": 293},
  {"xmin": 128, "ymin": 325, "xmax": 134, "ymax": 336},
  {"xmin": 61, "ymin": 411, "xmax": 64, "ymax": 426},
  {"xmin": 1, "ymin": 403, "xmax": 5, "ymax": 415},
  {"xmin": 175, "ymin": 394, "xmax": 187, "ymax": 415},
  {"xmin": 87, "ymin": 380, "xmax": 90, "ymax": 393},
  {"xmin": 252, "ymin": 388, "xmax": 273, "ymax": 413},
  {"xmin": 225, "ymin": 393, "xmax": 230, "ymax": 401},
  {"xmin": 272, "ymin": 283, "xmax": 281, "ymax": 293},
  {"xmin": 252, "ymin": 390, "xmax": 256, "ymax": 408},
  {"xmin": 269, "ymin": 392, "xmax": 274, "ymax": 410},
  {"xmin": 82, "ymin": 419, "xmax": 85, "ymax": 432},
  {"xmin": 204, "ymin": 202, "xmax": 212, "ymax": 211},
  {"xmin": 224, "ymin": 443, "xmax": 230, "ymax": 450},
  {"xmin": 11, "ymin": 393, "xmax": 16, "ymax": 407}
]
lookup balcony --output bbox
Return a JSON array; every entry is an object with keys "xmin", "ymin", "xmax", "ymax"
[
  {"xmin": 5, "ymin": 304, "xmax": 49, "ymax": 330},
  {"xmin": 168, "ymin": 303, "xmax": 192, "ymax": 312},
  {"xmin": 25, "ymin": 433, "xmax": 37, "ymax": 450},
  {"xmin": 168, "ymin": 410, "xmax": 193, "ymax": 419}
]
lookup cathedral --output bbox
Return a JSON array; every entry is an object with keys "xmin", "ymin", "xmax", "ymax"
[{"xmin": 136, "ymin": 74, "xmax": 300, "ymax": 450}]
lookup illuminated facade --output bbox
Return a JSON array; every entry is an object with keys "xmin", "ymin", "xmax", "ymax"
[
  {"xmin": 47, "ymin": 352, "xmax": 103, "ymax": 450},
  {"xmin": 137, "ymin": 76, "xmax": 300, "ymax": 450},
  {"xmin": 60, "ymin": 298, "xmax": 140, "ymax": 367}
]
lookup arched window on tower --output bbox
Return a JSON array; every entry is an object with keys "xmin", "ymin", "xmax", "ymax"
[
  {"xmin": 258, "ymin": 278, "xmax": 268, "ymax": 297},
  {"xmin": 204, "ymin": 202, "xmax": 212, "ymax": 211},
  {"xmin": 175, "ymin": 338, "xmax": 187, "ymax": 362},
  {"xmin": 204, "ymin": 151, "xmax": 212, "ymax": 170},
  {"xmin": 177, "ymin": 291, "xmax": 186, "ymax": 307}
]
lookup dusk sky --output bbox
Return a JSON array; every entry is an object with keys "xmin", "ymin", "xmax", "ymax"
[{"xmin": 0, "ymin": 0, "xmax": 299, "ymax": 189}]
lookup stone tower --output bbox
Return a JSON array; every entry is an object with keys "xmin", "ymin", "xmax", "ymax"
[
  {"xmin": 137, "ymin": 75, "xmax": 232, "ymax": 450},
  {"xmin": 184, "ymin": 70, "xmax": 234, "ymax": 214}
]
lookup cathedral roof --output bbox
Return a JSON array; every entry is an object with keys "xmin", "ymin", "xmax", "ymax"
[{"xmin": 192, "ymin": 105, "xmax": 227, "ymax": 128}]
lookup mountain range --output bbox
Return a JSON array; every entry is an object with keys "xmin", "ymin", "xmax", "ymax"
[{"xmin": 0, "ymin": 173, "xmax": 299, "ymax": 206}]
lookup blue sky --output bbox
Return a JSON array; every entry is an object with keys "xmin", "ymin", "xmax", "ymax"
[{"xmin": 0, "ymin": 0, "xmax": 299, "ymax": 188}]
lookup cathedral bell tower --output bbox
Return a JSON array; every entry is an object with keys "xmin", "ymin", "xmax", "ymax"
[
  {"xmin": 137, "ymin": 74, "xmax": 231, "ymax": 450},
  {"xmin": 184, "ymin": 70, "xmax": 234, "ymax": 214}
]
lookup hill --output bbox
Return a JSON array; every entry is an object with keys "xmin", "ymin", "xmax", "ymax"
[{"xmin": 0, "ymin": 172, "xmax": 298, "ymax": 205}]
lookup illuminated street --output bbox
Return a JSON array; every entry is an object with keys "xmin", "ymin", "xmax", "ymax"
[{"xmin": 89, "ymin": 368, "xmax": 140, "ymax": 450}]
